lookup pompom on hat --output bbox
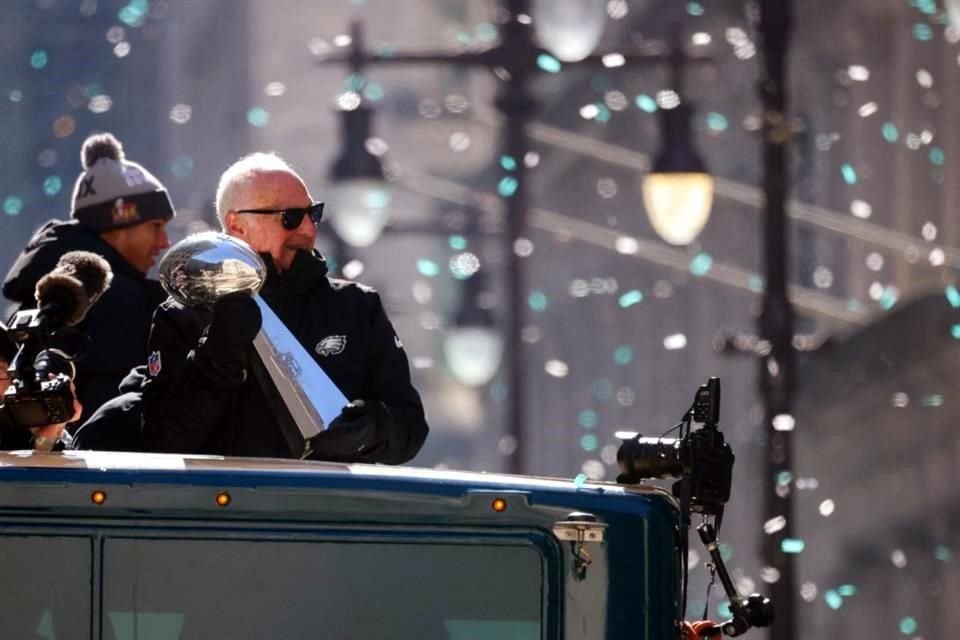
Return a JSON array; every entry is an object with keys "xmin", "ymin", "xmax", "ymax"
[{"xmin": 70, "ymin": 133, "xmax": 176, "ymax": 232}]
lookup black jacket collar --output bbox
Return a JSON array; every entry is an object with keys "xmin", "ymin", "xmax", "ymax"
[{"xmin": 259, "ymin": 249, "xmax": 329, "ymax": 298}]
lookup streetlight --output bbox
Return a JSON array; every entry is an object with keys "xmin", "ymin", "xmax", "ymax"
[
  {"xmin": 444, "ymin": 268, "xmax": 503, "ymax": 387},
  {"xmin": 661, "ymin": 1, "xmax": 797, "ymax": 638},
  {"xmin": 326, "ymin": 36, "xmax": 393, "ymax": 248},
  {"xmin": 641, "ymin": 29, "xmax": 714, "ymax": 246},
  {"xmin": 318, "ymin": 0, "xmax": 708, "ymax": 474},
  {"xmin": 530, "ymin": 0, "xmax": 607, "ymax": 62}
]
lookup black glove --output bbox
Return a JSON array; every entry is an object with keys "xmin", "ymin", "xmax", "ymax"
[
  {"xmin": 308, "ymin": 399, "xmax": 392, "ymax": 463},
  {"xmin": 199, "ymin": 293, "xmax": 262, "ymax": 377}
]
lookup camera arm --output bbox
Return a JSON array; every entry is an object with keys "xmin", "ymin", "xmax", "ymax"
[{"xmin": 696, "ymin": 522, "xmax": 774, "ymax": 637}]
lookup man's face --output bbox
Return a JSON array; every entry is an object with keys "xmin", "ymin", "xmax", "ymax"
[
  {"xmin": 225, "ymin": 170, "xmax": 317, "ymax": 272},
  {"xmin": 101, "ymin": 219, "xmax": 171, "ymax": 274}
]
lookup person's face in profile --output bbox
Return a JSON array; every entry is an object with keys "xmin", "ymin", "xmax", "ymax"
[{"xmin": 102, "ymin": 218, "xmax": 172, "ymax": 274}]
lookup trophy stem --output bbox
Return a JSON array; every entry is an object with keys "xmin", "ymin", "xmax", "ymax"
[{"xmin": 252, "ymin": 296, "xmax": 348, "ymax": 441}]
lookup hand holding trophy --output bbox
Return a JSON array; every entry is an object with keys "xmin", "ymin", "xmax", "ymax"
[{"xmin": 158, "ymin": 232, "xmax": 347, "ymax": 456}]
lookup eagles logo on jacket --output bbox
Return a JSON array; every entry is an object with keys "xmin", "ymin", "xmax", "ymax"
[{"xmin": 141, "ymin": 249, "xmax": 428, "ymax": 462}]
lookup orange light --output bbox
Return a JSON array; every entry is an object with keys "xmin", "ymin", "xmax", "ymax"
[
  {"xmin": 491, "ymin": 498, "xmax": 508, "ymax": 512},
  {"xmin": 216, "ymin": 491, "xmax": 231, "ymax": 507},
  {"xmin": 91, "ymin": 490, "xmax": 107, "ymax": 505}
]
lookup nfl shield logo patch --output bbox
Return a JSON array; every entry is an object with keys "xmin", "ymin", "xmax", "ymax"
[{"xmin": 147, "ymin": 350, "xmax": 162, "ymax": 377}]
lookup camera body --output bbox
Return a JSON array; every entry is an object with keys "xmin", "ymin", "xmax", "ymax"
[
  {"xmin": 2, "ymin": 310, "xmax": 77, "ymax": 429},
  {"xmin": 616, "ymin": 378, "xmax": 734, "ymax": 516}
]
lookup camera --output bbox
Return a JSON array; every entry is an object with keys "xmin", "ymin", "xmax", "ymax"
[
  {"xmin": 616, "ymin": 378, "xmax": 734, "ymax": 516},
  {"xmin": 2, "ymin": 310, "xmax": 78, "ymax": 429},
  {"xmin": 1, "ymin": 250, "xmax": 112, "ymax": 432}
]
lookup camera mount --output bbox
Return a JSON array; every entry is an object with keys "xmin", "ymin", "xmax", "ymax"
[
  {"xmin": 697, "ymin": 522, "xmax": 774, "ymax": 637},
  {"xmin": 615, "ymin": 377, "xmax": 774, "ymax": 637}
]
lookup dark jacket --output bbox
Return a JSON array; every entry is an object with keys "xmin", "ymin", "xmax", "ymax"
[
  {"xmin": 71, "ymin": 366, "xmax": 148, "ymax": 451},
  {"xmin": 141, "ymin": 249, "xmax": 428, "ymax": 463},
  {"xmin": 2, "ymin": 220, "xmax": 166, "ymax": 425}
]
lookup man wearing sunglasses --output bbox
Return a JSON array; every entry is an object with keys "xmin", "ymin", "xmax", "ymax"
[{"xmin": 139, "ymin": 152, "xmax": 428, "ymax": 464}]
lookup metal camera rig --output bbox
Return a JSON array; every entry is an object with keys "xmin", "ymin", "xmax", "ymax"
[{"xmin": 617, "ymin": 378, "xmax": 774, "ymax": 638}]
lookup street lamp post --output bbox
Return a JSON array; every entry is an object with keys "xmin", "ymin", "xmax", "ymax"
[
  {"xmin": 319, "ymin": 0, "xmax": 706, "ymax": 474},
  {"xmin": 756, "ymin": 1, "xmax": 797, "ymax": 639},
  {"xmin": 640, "ymin": 1, "xmax": 798, "ymax": 637}
]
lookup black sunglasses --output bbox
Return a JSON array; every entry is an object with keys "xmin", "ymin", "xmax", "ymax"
[{"xmin": 235, "ymin": 201, "xmax": 325, "ymax": 230}]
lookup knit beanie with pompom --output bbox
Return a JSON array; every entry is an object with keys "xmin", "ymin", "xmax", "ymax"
[{"xmin": 70, "ymin": 132, "xmax": 175, "ymax": 232}]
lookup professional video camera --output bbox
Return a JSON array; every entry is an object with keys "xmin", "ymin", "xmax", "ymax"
[
  {"xmin": 2, "ymin": 251, "xmax": 112, "ymax": 429},
  {"xmin": 616, "ymin": 378, "xmax": 773, "ymax": 638}
]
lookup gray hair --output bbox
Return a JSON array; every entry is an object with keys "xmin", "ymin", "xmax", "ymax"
[{"xmin": 215, "ymin": 152, "xmax": 297, "ymax": 229}]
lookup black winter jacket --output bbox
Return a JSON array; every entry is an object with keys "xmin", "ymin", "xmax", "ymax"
[
  {"xmin": 2, "ymin": 220, "xmax": 166, "ymax": 425},
  {"xmin": 72, "ymin": 365, "xmax": 148, "ymax": 451},
  {"xmin": 141, "ymin": 249, "xmax": 428, "ymax": 463}
]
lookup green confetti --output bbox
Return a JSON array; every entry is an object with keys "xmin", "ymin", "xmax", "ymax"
[
  {"xmin": 497, "ymin": 176, "xmax": 519, "ymax": 197},
  {"xmin": 3, "ymin": 196, "xmax": 24, "ymax": 215},
  {"xmin": 613, "ymin": 345, "xmax": 633, "ymax": 366},
  {"xmin": 689, "ymin": 253, "xmax": 713, "ymax": 277},
  {"xmin": 706, "ymin": 112, "xmax": 728, "ymax": 132},
  {"xmin": 618, "ymin": 290, "xmax": 643, "ymax": 308},
  {"xmin": 42, "ymin": 176, "xmax": 62, "ymax": 197},
  {"xmin": 882, "ymin": 123, "xmax": 899, "ymax": 143},
  {"xmin": 921, "ymin": 394, "xmax": 944, "ymax": 407},
  {"xmin": 879, "ymin": 287, "xmax": 899, "ymax": 310},
  {"xmin": 635, "ymin": 94, "xmax": 658, "ymax": 113},
  {"xmin": 781, "ymin": 538, "xmax": 805, "ymax": 554},
  {"xmin": 913, "ymin": 23, "xmax": 933, "ymax": 40},
  {"xmin": 578, "ymin": 409, "xmax": 599, "ymax": 429},
  {"xmin": 246, "ymin": 107, "xmax": 270, "ymax": 127},
  {"xmin": 899, "ymin": 617, "xmax": 918, "ymax": 635},
  {"xmin": 30, "ymin": 49, "xmax": 48, "ymax": 70},
  {"xmin": 946, "ymin": 285, "xmax": 960, "ymax": 308},
  {"xmin": 528, "ymin": 291, "xmax": 548, "ymax": 312},
  {"xmin": 416, "ymin": 259, "xmax": 439, "ymax": 277},
  {"xmin": 536, "ymin": 53, "xmax": 562, "ymax": 74},
  {"xmin": 362, "ymin": 83, "xmax": 384, "ymax": 101},
  {"xmin": 841, "ymin": 163, "xmax": 858, "ymax": 185},
  {"xmin": 579, "ymin": 434, "xmax": 598, "ymax": 452}
]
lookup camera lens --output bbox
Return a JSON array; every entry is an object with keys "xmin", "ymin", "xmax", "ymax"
[{"xmin": 617, "ymin": 436, "xmax": 685, "ymax": 480}]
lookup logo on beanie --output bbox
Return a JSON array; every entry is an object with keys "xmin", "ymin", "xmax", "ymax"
[
  {"xmin": 123, "ymin": 167, "xmax": 146, "ymax": 187},
  {"xmin": 112, "ymin": 198, "xmax": 141, "ymax": 225},
  {"xmin": 315, "ymin": 335, "xmax": 347, "ymax": 357},
  {"xmin": 78, "ymin": 176, "xmax": 97, "ymax": 199},
  {"xmin": 148, "ymin": 351, "xmax": 162, "ymax": 377}
]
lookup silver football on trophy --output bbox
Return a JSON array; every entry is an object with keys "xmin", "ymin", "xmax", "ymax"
[{"xmin": 158, "ymin": 231, "xmax": 266, "ymax": 307}]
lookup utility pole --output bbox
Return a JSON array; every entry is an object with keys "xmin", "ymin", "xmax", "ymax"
[{"xmin": 756, "ymin": 0, "xmax": 797, "ymax": 638}]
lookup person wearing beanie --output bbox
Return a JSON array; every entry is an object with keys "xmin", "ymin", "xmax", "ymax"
[{"xmin": 2, "ymin": 132, "xmax": 175, "ymax": 428}]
